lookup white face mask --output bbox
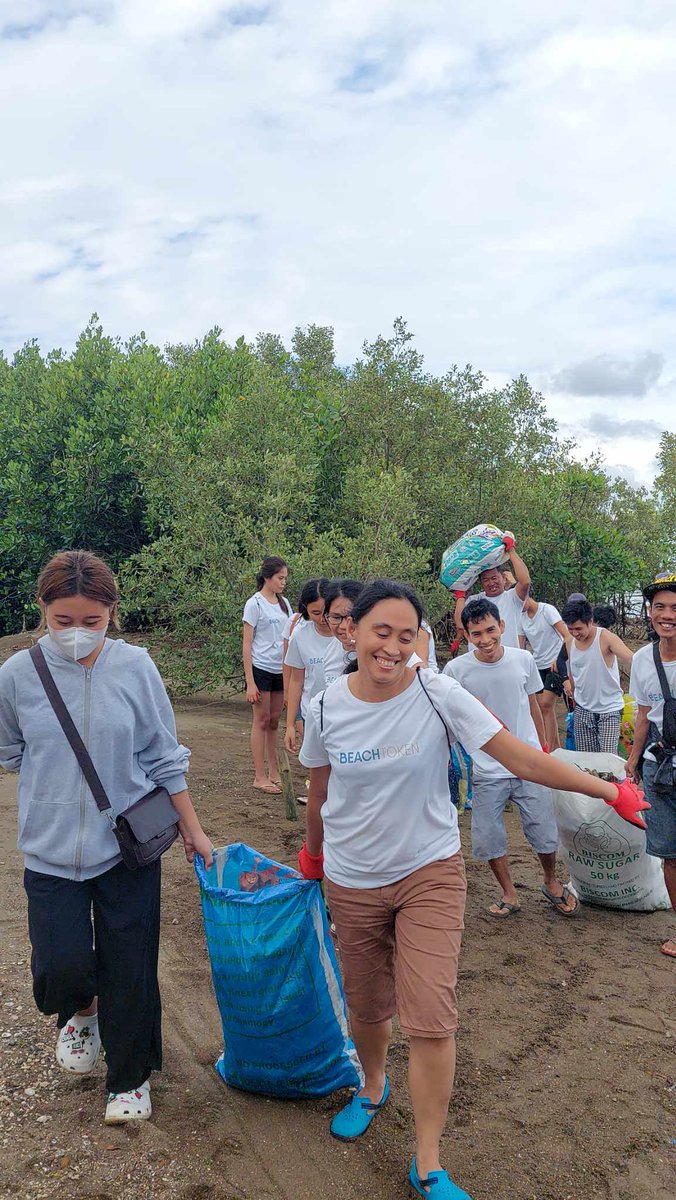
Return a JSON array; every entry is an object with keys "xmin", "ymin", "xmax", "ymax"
[{"xmin": 47, "ymin": 623, "xmax": 108, "ymax": 661}]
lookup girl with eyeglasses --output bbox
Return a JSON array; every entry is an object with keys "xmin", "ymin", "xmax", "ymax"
[{"xmin": 320, "ymin": 579, "xmax": 364, "ymax": 687}]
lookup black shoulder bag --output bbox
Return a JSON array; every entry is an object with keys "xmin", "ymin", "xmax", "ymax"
[
  {"xmin": 648, "ymin": 641, "xmax": 676, "ymax": 791},
  {"xmin": 30, "ymin": 644, "xmax": 180, "ymax": 869}
]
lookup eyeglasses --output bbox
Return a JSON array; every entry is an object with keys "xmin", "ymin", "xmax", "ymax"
[{"xmin": 326, "ymin": 612, "xmax": 352, "ymax": 626}]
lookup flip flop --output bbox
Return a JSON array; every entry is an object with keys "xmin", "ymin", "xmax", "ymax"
[
  {"xmin": 659, "ymin": 940, "xmax": 676, "ymax": 958},
  {"xmin": 487, "ymin": 900, "xmax": 521, "ymax": 919},
  {"xmin": 253, "ymin": 782, "xmax": 282, "ymax": 794},
  {"xmin": 541, "ymin": 884, "xmax": 580, "ymax": 917}
]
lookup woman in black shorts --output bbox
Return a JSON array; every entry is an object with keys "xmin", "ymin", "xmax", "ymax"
[{"xmin": 242, "ymin": 556, "xmax": 292, "ymax": 793}]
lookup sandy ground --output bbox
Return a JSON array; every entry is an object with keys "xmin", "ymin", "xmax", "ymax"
[{"xmin": 0, "ymin": 633, "xmax": 674, "ymax": 1200}]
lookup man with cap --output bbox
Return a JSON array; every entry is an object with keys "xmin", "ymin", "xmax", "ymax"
[{"xmin": 626, "ymin": 570, "xmax": 676, "ymax": 958}]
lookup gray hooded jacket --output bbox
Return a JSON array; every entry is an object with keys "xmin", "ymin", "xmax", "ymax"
[{"xmin": 0, "ymin": 636, "xmax": 190, "ymax": 881}]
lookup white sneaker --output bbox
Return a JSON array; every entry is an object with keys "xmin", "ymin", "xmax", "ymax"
[
  {"xmin": 55, "ymin": 1013, "xmax": 100, "ymax": 1074},
  {"xmin": 104, "ymin": 1079, "xmax": 152, "ymax": 1125}
]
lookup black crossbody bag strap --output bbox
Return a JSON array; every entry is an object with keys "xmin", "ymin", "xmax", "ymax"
[
  {"xmin": 652, "ymin": 640, "xmax": 676, "ymax": 747},
  {"xmin": 653, "ymin": 639, "xmax": 673, "ymax": 702},
  {"xmin": 29, "ymin": 644, "xmax": 113, "ymax": 816},
  {"xmin": 416, "ymin": 667, "xmax": 453, "ymax": 753},
  {"xmin": 320, "ymin": 671, "xmax": 453, "ymax": 750}
]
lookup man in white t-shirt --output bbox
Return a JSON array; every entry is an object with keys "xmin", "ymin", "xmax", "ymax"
[
  {"xmin": 626, "ymin": 571, "xmax": 676, "ymax": 959},
  {"xmin": 453, "ymin": 533, "xmax": 530, "ymax": 651},
  {"xmin": 444, "ymin": 597, "xmax": 579, "ymax": 919}
]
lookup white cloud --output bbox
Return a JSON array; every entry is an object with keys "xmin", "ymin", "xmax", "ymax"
[{"xmin": 0, "ymin": 0, "xmax": 675, "ymax": 483}]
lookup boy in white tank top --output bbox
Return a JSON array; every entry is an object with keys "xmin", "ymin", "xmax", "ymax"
[{"xmin": 561, "ymin": 597, "xmax": 633, "ymax": 754}]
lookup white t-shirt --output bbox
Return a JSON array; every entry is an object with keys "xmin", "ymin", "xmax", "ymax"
[
  {"xmin": 323, "ymin": 637, "xmax": 355, "ymax": 687},
  {"xmin": 299, "ymin": 670, "xmax": 501, "ymax": 888},
  {"xmin": 629, "ymin": 644, "xmax": 676, "ymax": 762},
  {"xmin": 519, "ymin": 603, "xmax": 564, "ymax": 669},
  {"xmin": 284, "ymin": 623, "xmax": 334, "ymax": 717},
  {"xmin": 242, "ymin": 593, "xmax": 292, "ymax": 673},
  {"xmin": 468, "ymin": 588, "xmax": 525, "ymax": 651},
  {"xmin": 443, "ymin": 646, "xmax": 542, "ymax": 778},
  {"xmin": 421, "ymin": 620, "xmax": 439, "ymax": 672}
]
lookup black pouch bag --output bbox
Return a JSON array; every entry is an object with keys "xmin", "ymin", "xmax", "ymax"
[
  {"xmin": 647, "ymin": 641, "xmax": 676, "ymax": 791},
  {"xmin": 30, "ymin": 644, "xmax": 180, "ymax": 869}
]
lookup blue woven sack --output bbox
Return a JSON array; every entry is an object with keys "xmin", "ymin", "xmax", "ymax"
[{"xmin": 195, "ymin": 843, "xmax": 362, "ymax": 1098}]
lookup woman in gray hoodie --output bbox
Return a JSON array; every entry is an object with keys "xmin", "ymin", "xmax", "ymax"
[{"xmin": 0, "ymin": 550, "xmax": 213, "ymax": 1125}]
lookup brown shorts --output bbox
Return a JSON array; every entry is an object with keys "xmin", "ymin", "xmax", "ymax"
[{"xmin": 325, "ymin": 853, "xmax": 466, "ymax": 1038}]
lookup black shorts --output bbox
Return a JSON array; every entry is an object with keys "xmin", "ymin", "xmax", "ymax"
[
  {"xmin": 539, "ymin": 668, "xmax": 564, "ymax": 697},
  {"xmin": 252, "ymin": 665, "xmax": 284, "ymax": 693}
]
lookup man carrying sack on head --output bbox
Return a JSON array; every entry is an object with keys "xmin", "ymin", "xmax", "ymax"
[{"xmin": 626, "ymin": 570, "xmax": 676, "ymax": 958}]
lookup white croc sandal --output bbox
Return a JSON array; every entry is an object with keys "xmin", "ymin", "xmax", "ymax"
[
  {"xmin": 55, "ymin": 1013, "xmax": 101, "ymax": 1074},
  {"xmin": 104, "ymin": 1079, "xmax": 151, "ymax": 1125}
]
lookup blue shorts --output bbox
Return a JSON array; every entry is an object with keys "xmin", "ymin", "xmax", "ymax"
[
  {"xmin": 641, "ymin": 760, "xmax": 676, "ymax": 859},
  {"xmin": 471, "ymin": 775, "xmax": 558, "ymax": 861}
]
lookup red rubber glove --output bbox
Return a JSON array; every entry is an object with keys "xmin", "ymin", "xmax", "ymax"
[
  {"xmin": 502, "ymin": 533, "xmax": 516, "ymax": 551},
  {"xmin": 449, "ymin": 639, "xmax": 460, "ymax": 656},
  {"xmin": 298, "ymin": 843, "xmax": 324, "ymax": 880},
  {"xmin": 452, "ymin": 590, "xmax": 466, "ymax": 600},
  {"xmin": 604, "ymin": 780, "xmax": 650, "ymax": 830}
]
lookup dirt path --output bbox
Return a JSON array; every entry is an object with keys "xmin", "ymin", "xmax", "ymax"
[{"xmin": 0, "ymin": 655, "xmax": 674, "ymax": 1199}]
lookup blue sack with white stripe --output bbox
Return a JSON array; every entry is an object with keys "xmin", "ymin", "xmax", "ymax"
[{"xmin": 195, "ymin": 843, "xmax": 362, "ymax": 1098}]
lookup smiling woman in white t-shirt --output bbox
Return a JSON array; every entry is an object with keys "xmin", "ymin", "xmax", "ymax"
[
  {"xmin": 296, "ymin": 579, "xmax": 645, "ymax": 1200},
  {"xmin": 242, "ymin": 556, "xmax": 292, "ymax": 794}
]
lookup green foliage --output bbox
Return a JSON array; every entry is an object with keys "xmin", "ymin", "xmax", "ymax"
[
  {"xmin": 0, "ymin": 319, "xmax": 149, "ymax": 631},
  {"xmin": 0, "ymin": 316, "xmax": 670, "ymax": 691},
  {"xmin": 654, "ymin": 432, "xmax": 676, "ymax": 564}
]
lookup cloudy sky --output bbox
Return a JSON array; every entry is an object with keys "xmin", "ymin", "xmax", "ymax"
[{"xmin": 1, "ymin": 1, "xmax": 673, "ymax": 486}]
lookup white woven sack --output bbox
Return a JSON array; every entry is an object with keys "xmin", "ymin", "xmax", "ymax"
[
  {"xmin": 550, "ymin": 748, "xmax": 669, "ymax": 911},
  {"xmin": 439, "ymin": 523, "xmax": 511, "ymax": 593}
]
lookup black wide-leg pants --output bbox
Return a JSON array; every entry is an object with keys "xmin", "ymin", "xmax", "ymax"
[{"xmin": 24, "ymin": 859, "xmax": 162, "ymax": 1093}]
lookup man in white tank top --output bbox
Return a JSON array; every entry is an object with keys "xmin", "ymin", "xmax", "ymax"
[{"xmin": 561, "ymin": 597, "xmax": 633, "ymax": 754}]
